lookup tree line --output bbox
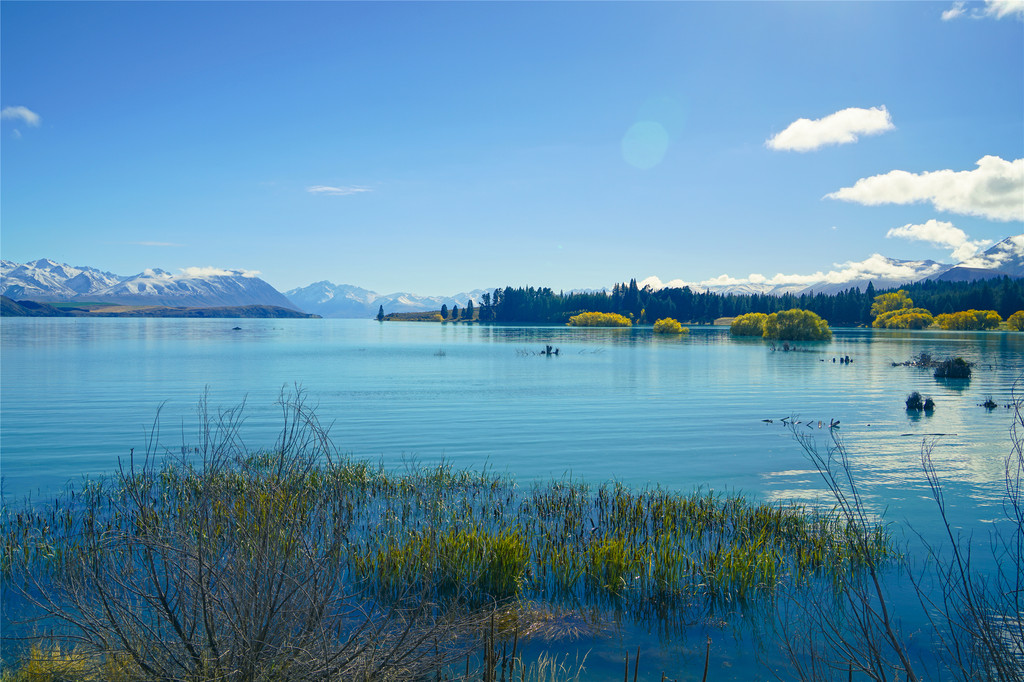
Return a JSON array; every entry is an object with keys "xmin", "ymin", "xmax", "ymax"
[{"xmin": 463, "ymin": 276, "xmax": 1024, "ymax": 326}]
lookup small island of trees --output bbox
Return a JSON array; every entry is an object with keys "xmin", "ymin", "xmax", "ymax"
[
  {"xmin": 730, "ymin": 309, "xmax": 832, "ymax": 341},
  {"xmin": 566, "ymin": 311, "xmax": 632, "ymax": 327},
  {"xmin": 652, "ymin": 317, "xmax": 688, "ymax": 334}
]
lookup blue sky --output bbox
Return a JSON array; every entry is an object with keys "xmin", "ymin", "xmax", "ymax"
[{"xmin": 2, "ymin": 1, "xmax": 1021, "ymax": 294}]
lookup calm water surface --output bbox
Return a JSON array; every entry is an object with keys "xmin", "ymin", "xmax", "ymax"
[
  {"xmin": 2, "ymin": 318, "xmax": 1021, "ymax": 527},
  {"xmin": 2, "ymin": 318, "xmax": 1022, "ymax": 678}
]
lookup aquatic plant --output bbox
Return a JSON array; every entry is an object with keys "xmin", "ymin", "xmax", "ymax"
[
  {"xmin": 1, "ymin": 391, "xmax": 895, "ymax": 680},
  {"xmin": 934, "ymin": 357, "xmax": 972, "ymax": 379}
]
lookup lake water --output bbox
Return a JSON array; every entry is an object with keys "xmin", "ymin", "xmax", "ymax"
[
  {"xmin": 2, "ymin": 319, "xmax": 1020, "ymax": 521},
  {"xmin": 2, "ymin": 318, "xmax": 1022, "ymax": 677}
]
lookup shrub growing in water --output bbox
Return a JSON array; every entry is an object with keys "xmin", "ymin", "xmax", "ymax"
[
  {"xmin": 652, "ymin": 317, "xmax": 688, "ymax": 334},
  {"xmin": 730, "ymin": 312, "xmax": 768, "ymax": 337},
  {"xmin": 934, "ymin": 357, "xmax": 972, "ymax": 379},
  {"xmin": 763, "ymin": 309, "xmax": 832, "ymax": 341},
  {"xmin": 567, "ymin": 312, "xmax": 632, "ymax": 327},
  {"xmin": 905, "ymin": 391, "xmax": 935, "ymax": 412}
]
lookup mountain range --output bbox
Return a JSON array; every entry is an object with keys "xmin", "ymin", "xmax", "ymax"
[
  {"xmin": 3, "ymin": 235, "xmax": 1022, "ymax": 317},
  {"xmin": 0, "ymin": 260, "xmax": 296, "ymax": 309}
]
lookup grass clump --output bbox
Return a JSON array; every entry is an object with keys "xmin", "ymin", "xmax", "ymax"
[{"xmin": 1, "ymin": 391, "xmax": 894, "ymax": 680}]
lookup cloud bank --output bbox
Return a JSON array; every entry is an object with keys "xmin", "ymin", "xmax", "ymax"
[
  {"xmin": 826, "ymin": 156, "xmax": 1024, "ymax": 222},
  {"xmin": 640, "ymin": 253, "xmax": 962, "ymax": 293},
  {"xmin": 885, "ymin": 219, "xmax": 993, "ymax": 261},
  {"xmin": 766, "ymin": 106, "xmax": 894, "ymax": 152},
  {"xmin": 307, "ymin": 185, "xmax": 371, "ymax": 196},
  {"xmin": 942, "ymin": 0, "xmax": 1024, "ymax": 20},
  {"xmin": 1, "ymin": 106, "xmax": 41, "ymax": 127}
]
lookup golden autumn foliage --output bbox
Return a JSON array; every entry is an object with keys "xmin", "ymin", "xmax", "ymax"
[
  {"xmin": 652, "ymin": 317, "xmax": 688, "ymax": 334},
  {"xmin": 763, "ymin": 309, "xmax": 832, "ymax": 341},
  {"xmin": 873, "ymin": 307, "xmax": 935, "ymax": 329},
  {"xmin": 934, "ymin": 310, "xmax": 1002, "ymax": 331},
  {"xmin": 1007, "ymin": 310, "xmax": 1024, "ymax": 331},
  {"xmin": 870, "ymin": 290, "xmax": 913, "ymax": 318},
  {"xmin": 729, "ymin": 312, "xmax": 768, "ymax": 337},
  {"xmin": 567, "ymin": 312, "xmax": 632, "ymax": 327}
]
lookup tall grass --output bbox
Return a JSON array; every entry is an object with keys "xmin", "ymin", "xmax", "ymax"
[{"xmin": 1, "ymin": 390, "xmax": 892, "ymax": 680}]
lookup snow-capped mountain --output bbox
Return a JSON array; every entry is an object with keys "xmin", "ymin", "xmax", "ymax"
[
  {"xmin": 1, "ymin": 260, "xmax": 299, "ymax": 309},
  {"xmin": 0, "ymin": 259, "xmax": 123, "ymax": 300},
  {"xmin": 934, "ymin": 236, "xmax": 1024, "ymax": 281},
  {"xmin": 285, "ymin": 281, "xmax": 491, "ymax": 318},
  {"xmin": 642, "ymin": 235, "xmax": 1023, "ymax": 297}
]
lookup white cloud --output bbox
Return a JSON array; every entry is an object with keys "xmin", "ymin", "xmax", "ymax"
[
  {"xmin": 826, "ymin": 156, "xmax": 1024, "ymax": 222},
  {"xmin": 885, "ymin": 219, "xmax": 993, "ymax": 260},
  {"xmin": 1, "ymin": 106, "xmax": 41, "ymax": 127},
  {"xmin": 986, "ymin": 0, "xmax": 1024, "ymax": 18},
  {"xmin": 181, "ymin": 267, "xmax": 261, "ymax": 278},
  {"xmin": 942, "ymin": 1, "xmax": 967, "ymax": 20},
  {"xmin": 766, "ymin": 106, "xmax": 894, "ymax": 152},
  {"xmin": 941, "ymin": 0, "xmax": 1024, "ymax": 20},
  {"xmin": 642, "ymin": 254, "xmax": 954, "ymax": 292},
  {"xmin": 306, "ymin": 185, "xmax": 371, "ymax": 196}
]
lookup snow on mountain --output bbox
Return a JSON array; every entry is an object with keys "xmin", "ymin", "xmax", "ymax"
[
  {"xmin": 0, "ymin": 259, "xmax": 123, "ymax": 300},
  {"xmin": 936, "ymin": 235, "xmax": 1024, "ymax": 281},
  {"xmin": 1, "ymin": 260, "xmax": 299, "ymax": 309},
  {"xmin": 285, "ymin": 282, "xmax": 492, "ymax": 318},
  {"xmin": 638, "ymin": 246, "xmax": 1013, "ymax": 297}
]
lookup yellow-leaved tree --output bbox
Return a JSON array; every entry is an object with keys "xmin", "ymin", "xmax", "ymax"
[
  {"xmin": 1007, "ymin": 310, "xmax": 1024, "ymax": 331},
  {"xmin": 870, "ymin": 290, "xmax": 913, "ymax": 326},
  {"xmin": 730, "ymin": 312, "xmax": 768, "ymax": 337},
  {"xmin": 653, "ymin": 318, "xmax": 688, "ymax": 334},
  {"xmin": 567, "ymin": 312, "xmax": 632, "ymax": 327},
  {"xmin": 763, "ymin": 309, "xmax": 832, "ymax": 341}
]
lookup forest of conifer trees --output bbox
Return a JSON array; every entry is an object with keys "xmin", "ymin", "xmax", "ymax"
[{"xmin": 469, "ymin": 276, "xmax": 1024, "ymax": 327}]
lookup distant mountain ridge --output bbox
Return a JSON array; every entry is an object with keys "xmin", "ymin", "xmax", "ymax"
[
  {"xmin": 285, "ymin": 281, "xmax": 493, "ymax": 319},
  {"xmin": 642, "ymin": 235, "xmax": 1024, "ymax": 297},
  {"xmin": 1, "ymin": 260, "xmax": 298, "ymax": 309},
  {"xmin": 5, "ymin": 235, "xmax": 1021, "ymax": 317}
]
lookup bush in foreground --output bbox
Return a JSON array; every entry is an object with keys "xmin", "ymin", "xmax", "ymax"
[
  {"xmin": 652, "ymin": 317, "xmax": 688, "ymax": 334},
  {"xmin": 566, "ymin": 311, "xmax": 631, "ymax": 327}
]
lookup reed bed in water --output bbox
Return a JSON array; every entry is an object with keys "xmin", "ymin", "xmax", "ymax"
[
  {"xmin": 3, "ymin": 460, "xmax": 889, "ymax": 607},
  {"xmin": 0, "ymin": 393, "xmax": 892, "ymax": 679}
]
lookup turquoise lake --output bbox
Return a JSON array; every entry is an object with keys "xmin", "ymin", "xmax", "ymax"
[
  {"xmin": 2, "ymin": 318, "xmax": 1022, "ymax": 678},
  {"xmin": 2, "ymin": 318, "xmax": 1021, "ymax": 525}
]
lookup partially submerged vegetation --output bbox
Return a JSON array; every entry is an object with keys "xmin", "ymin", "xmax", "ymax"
[
  {"xmin": 2, "ymin": 393, "xmax": 892, "ymax": 680},
  {"xmin": 652, "ymin": 317, "xmax": 688, "ymax": 334},
  {"xmin": 566, "ymin": 312, "xmax": 631, "ymax": 327},
  {"xmin": 730, "ymin": 309, "xmax": 832, "ymax": 341}
]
